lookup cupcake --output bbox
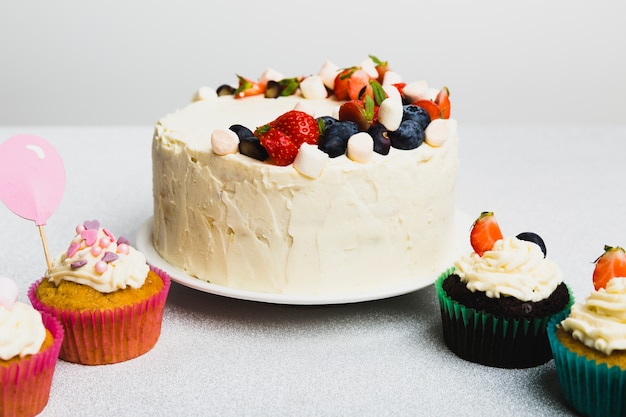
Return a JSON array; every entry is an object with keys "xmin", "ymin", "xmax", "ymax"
[
  {"xmin": 548, "ymin": 245, "xmax": 626, "ymax": 417},
  {"xmin": 1, "ymin": 276, "xmax": 63, "ymax": 417},
  {"xmin": 28, "ymin": 220, "xmax": 171, "ymax": 365},
  {"xmin": 436, "ymin": 211, "xmax": 573, "ymax": 368}
]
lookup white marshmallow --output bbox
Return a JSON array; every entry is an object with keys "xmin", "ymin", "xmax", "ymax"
[
  {"xmin": 378, "ymin": 98, "xmax": 403, "ymax": 132},
  {"xmin": 191, "ymin": 86, "xmax": 217, "ymax": 102},
  {"xmin": 383, "ymin": 85, "xmax": 402, "ymax": 103},
  {"xmin": 347, "ymin": 132, "xmax": 374, "ymax": 163},
  {"xmin": 293, "ymin": 101, "xmax": 316, "ymax": 117},
  {"xmin": 317, "ymin": 60, "xmax": 340, "ymax": 90},
  {"xmin": 360, "ymin": 57, "xmax": 379, "ymax": 79},
  {"xmin": 211, "ymin": 129, "xmax": 240, "ymax": 155},
  {"xmin": 425, "ymin": 118, "xmax": 449, "ymax": 147},
  {"xmin": 299, "ymin": 75, "xmax": 328, "ymax": 100},
  {"xmin": 381, "ymin": 71, "xmax": 402, "ymax": 87},
  {"xmin": 402, "ymin": 80, "xmax": 430, "ymax": 102},
  {"xmin": 259, "ymin": 68, "xmax": 284, "ymax": 86},
  {"xmin": 294, "ymin": 143, "xmax": 329, "ymax": 179}
]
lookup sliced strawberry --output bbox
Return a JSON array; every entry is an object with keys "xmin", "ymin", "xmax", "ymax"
[
  {"xmin": 369, "ymin": 54, "xmax": 390, "ymax": 82},
  {"xmin": 256, "ymin": 127, "xmax": 298, "ymax": 166},
  {"xmin": 273, "ymin": 110, "xmax": 320, "ymax": 146},
  {"xmin": 234, "ymin": 75, "xmax": 265, "ymax": 98},
  {"xmin": 413, "ymin": 99, "xmax": 442, "ymax": 121},
  {"xmin": 333, "ymin": 67, "xmax": 357, "ymax": 101},
  {"xmin": 592, "ymin": 245, "xmax": 626, "ymax": 290},
  {"xmin": 347, "ymin": 69, "xmax": 371, "ymax": 101},
  {"xmin": 469, "ymin": 212, "xmax": 503, "ymax": 256},
  {"xmin": 435, "ymin": 87, "xmax": 451, "ymax": 119}
]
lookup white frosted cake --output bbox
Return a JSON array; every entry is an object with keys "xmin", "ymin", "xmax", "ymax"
[{"xmin": 152, "ymin": 56, "xmax": 460, "ymax": 295}]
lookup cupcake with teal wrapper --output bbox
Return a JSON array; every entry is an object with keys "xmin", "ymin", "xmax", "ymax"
[
  {"xmin": 436, "ymin": 211, "xmax": 573, "ymax": 368},
  {"xmin": 548, "ymin": 245, "xmax": 626, "ymax": 417}
]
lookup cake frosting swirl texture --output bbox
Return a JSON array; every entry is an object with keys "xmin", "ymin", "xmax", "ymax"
[{"xmin": 152, "ymin": 57, "xmax": 460, "ymax": 295}]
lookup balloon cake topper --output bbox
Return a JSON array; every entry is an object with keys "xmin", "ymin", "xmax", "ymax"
[{"xmin": 0, "ymin": 134, "xmax": 66, "ymax": 272}]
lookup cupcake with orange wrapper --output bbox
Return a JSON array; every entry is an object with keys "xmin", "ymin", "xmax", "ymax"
[
  {"xmin": 1, "ymin": 276, "xmax": 64, "ymax": 417},
  {"xmin": 28, "ymin": 220, "xmax": 171, "ymax": 365},
  {"xmin": 435, "ymin": 211, "xmax": 573, "ymax": 368},
  {"xmin": 548, "ymin": 245, "xmax": 626, "ymax": 417}
]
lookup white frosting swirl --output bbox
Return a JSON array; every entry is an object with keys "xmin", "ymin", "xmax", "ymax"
[
  {"xmin": 561, "ymin": 277, "xmax": 626, "ymax": 355},
  {"xmin": 47, "ymin": 224, "xmax": 149, "ymax": 293},
  {"xmin": 454, "ymin": 236, "xmax": 563, "ymax": 302},
  {"xmin": 0, "ymin": 302, "xmax": 46, "ymax": 360}
]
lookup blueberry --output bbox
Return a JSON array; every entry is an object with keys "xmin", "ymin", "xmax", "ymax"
[
  {"xmin": 316, "ymin": 116, "xmax": 339, "ymax": 133},
  {"xmin": 367, "ymin": 123, "xmax": 390, "ymax": 155},
  {"xmin": 229, "ymin": 124, "xmax": 254, "ymax": 141},
  {"xmin": 516, "ymin": 232, "xmax": 547, "ymax": 257},
  {"xmin": 402, "ymin": 105, "xmax": 431, "ymax": 131},
  {"xmin": 318, "ymin": 121, "xmax": 359, "ymax": 158},
  {"xmin": 216, "ymin": 84, "xmax": 235, "ymax": 96},
  {"xmin": 388, "ymin": 120, "xmax": 424, "ymax": 150},
  {"xmin": 239, "ymin": 136, "xmax": 269, "ymax": 161}
]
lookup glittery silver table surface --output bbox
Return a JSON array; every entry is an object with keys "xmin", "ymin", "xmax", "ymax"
[{"xmin": 1, "ymin": 125, "xmax": 625, "ymax": 417}]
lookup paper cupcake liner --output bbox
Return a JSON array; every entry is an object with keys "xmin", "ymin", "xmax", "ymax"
[
  {"xmin": 1, "ymin": 311, "xmax": 64, "ymax": 417},
  {"xmin": 435, "ymin": 267, "xmax": 574, "ymax": 368},
  {"xmin": 28, "ymin": 266, "xmax": 171, "ymax": 366},
  {"xmin": 548, "ymin": 310, "xmax": 626, "ymax": 417}
]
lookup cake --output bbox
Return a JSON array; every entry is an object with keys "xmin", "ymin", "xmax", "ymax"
[
  {"xmin": 436, "ymin": 211, "xmax": 572, "ymax": 368},
  {"xmin": 152, "ymin": 55, "xmax": 460, "ymax": 295},
  {"xmin": 28, "ymin": 220, "xmax": 171, "ymax": 365},
  {"xmin": 1, "ymin": 276, "xmax": 63, "ymax": 417},
  {"xmin": 548, "ymin": 245, "xmax": 626, "ymax": 416}
]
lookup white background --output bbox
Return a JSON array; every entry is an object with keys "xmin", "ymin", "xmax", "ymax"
[{"xmin": 1, "ymin": 0, "xmax": 624, "ymax": 126}]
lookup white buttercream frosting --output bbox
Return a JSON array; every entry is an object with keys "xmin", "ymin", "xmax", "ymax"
[
  {"xmin": 561, "ymin": 277, "xmax": 626, "ymax": 355},
  {"xmin": 455, "ymin": 237, "xmax": 563, "ymax": 302},
  {"xmin": 47, "ymin": 222, "xmax": 149, "ymax": 293},
  {"xmin": 0, "ymin": 302, "xmax": 46, "ymax": 360}
]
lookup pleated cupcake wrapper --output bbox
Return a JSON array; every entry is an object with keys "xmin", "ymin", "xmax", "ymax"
[
  {"xmin": 27, "ymin": 266, "xmax": 171, "ymax": 366},
  {"xmin": 548, "ymin": 310, "xmax": 626, "ymax": 417},
  {"xmin": 1, "ymin": 311, "xmax": 64, "ymax": 417},
  {"xmin": 435, "ymin": 267, "xmax": 574, "ymax": 369}
]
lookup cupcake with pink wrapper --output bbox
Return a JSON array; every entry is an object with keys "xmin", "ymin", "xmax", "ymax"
[
  {"xmin": 29, "ymin": 219, "xmax": 171, "ymax": 365},
  {"xmin": 1, "ymin": 276, "xmax": 64, "ymax": 417}
]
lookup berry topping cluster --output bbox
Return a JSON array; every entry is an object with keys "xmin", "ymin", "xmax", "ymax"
[
  {"xmin": 207, "ymin": 56, "xmax": 454, "ymax": 176},
  {"xmin": 469, "ymin": 212, "xmax": 547, "ymax": 257},
  {"xmin": 67, "ymin": 220, "xmax": 130, "ymax": 274}
]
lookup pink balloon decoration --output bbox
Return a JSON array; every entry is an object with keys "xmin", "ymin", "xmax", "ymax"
[{"xmin": 0, "ymin": 134, "xmax": 66, "ymax": 226}]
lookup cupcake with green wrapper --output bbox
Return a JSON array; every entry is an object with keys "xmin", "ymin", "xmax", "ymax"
[
  {"xmin": 436, "ymin": 211, "xmax": 573, "ymax": 368},
  {"xmin": 548, "ymin": 245, "xmax": 626, "ymax": 417}
]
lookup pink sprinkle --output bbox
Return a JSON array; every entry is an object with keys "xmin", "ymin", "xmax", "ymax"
[
  {"xmin": 81, "ymin": 229, "xmax": 98, "ymax": 246},
  {"xmin": 103, "ymin": 228, "xmax": 115, "ymax": 241},
  {"xmin": 75, "ymin": 224, "xmax": 86, "ymax": 234},
  {"xmin": 67, "ymin": 242, "xmax": 80, "ymax": 257},
  {"xmin": 117, "ymin": 243, "xmax": 129, "ymax": 255},
  {"xmin": 99, "ymin": 237, "xmax": 111, "ymax": 248},
  {"xmin": 95, "ymin": 261, "xmax": 108, "ymax": 274},
  {"xmin": 84, "ymin": 220, "xmax": 100, "ymax": 230},
  {"xmin": 90, "ymin": 246, "xmax": 102, "ymax": 257}
]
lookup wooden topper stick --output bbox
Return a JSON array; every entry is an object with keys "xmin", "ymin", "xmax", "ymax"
[{"xmin": 38, "ymin": 225, "xmax": 53, "ymax": 273}]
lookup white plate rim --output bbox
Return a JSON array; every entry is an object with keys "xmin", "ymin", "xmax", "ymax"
[{"xmin": 135, "ymin": 210, "xmax": 472, "ymax": 305}]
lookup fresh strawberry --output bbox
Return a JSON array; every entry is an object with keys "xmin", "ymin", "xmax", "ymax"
[
  {"xmin": 369, "ymin": 54, "xmax": 390, "ymax": 83},
  {"xmin": 338, "ymin": 96, "xmax": 377, "ymax": 131},
  {"xmin": 333, "ymin": 67, "xmax": 371, "ymax": 101},
  {"xmin": 272, "ymin": 110, "xmax": 320, "ymax": 146},
  {"xmin": 413, "ymin": 87, "xmax": 452, "ymax": 121},
  {"xmin": 469, "ymin": 212, "xmax": 503, "ymax": 256},
  {"xmin": 234, "ymin": 75, "xmax": 265, "ymax": 98},
  {"xmin": 435, "ymin": 87, "xmax": 451, "ymax": 119},
  {"xmin": 592, "ymin": 245, "xmax": 626, "ymax": 290},
  {"xmin": 255, "ymin": 127, "xmax": 298, "ymax": 166}
]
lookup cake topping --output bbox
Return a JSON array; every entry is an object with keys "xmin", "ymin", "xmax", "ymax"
[
  {"xmin": 592, "ymin": 245, "xmax": 626, "ymax": 290},
  {"xmin": 562, "ymin": 248, "xmax": 626, "ymax": 355},
  {"xmin": 0, "ymin": 277, "xmax": 46, "ymax": 360},
  {"xmin": 457, "ymin": 211, "xmax": 562, "ymax": 302},
  {"xmin": 347, "ymin": 132, "xmax": 374, "ymax": 163},
  {"xmin": 211, "ymin": 128, "xmax": 239, "ymax": 156},
  {"xmin": 47, "ymin": 220, "xmax": 150, "ymax": 293},
  {"xmin": 293, "ymin": 143, "xmax": 329, "ymax": 179}
]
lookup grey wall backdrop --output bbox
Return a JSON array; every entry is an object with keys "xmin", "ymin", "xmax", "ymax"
[{"xmin": 1, "ymin": 0, "xmax": 624, "ymax": 126}]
